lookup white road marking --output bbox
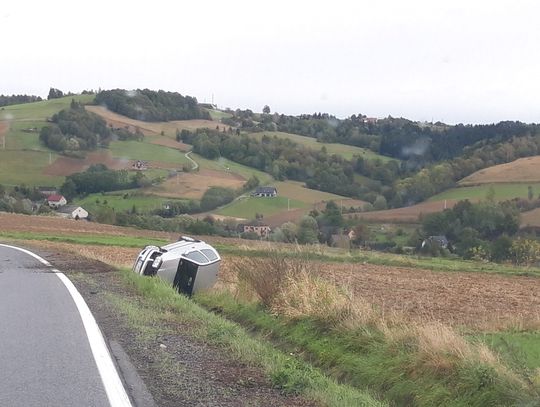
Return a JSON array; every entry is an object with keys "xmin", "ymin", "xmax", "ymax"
[{"xmin": 0, "ymin": 244, "xmax": 133, "ymax": 407}]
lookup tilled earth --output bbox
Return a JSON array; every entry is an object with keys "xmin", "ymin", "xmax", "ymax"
[
  {"xmin": 220, "ymin": 256, "xmax": 540, "ymax": 330},
  {"xmin": 26, "ymin": 244, "xmax": 315, "ymax": 407}
]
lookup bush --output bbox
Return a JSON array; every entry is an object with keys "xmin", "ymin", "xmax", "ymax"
[{"xmin": 200, "ymin": 187, "xmax": 236, "ymax": 211}]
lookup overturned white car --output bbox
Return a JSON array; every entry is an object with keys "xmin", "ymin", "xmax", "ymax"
[{"xmin": 133, "ymin": 236, "xmax": 221, "ymax": 296}]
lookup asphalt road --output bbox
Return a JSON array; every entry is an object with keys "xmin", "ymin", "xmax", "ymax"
[{"xmin": 0, "ymin": 245, "xmax": 127, "ymax": 407}]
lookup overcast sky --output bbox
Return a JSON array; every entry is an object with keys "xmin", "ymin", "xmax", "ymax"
[{"xmin": 1, "ymin": 0, "xmax": 539, "ymax": 123}]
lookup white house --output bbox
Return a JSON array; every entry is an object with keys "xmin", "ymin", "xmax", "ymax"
[
  {"xmin": 57, "ymin": 205, "xmax": 89, "ymax": 220},
  {"xmin": 252, "ymin": 186, "xmax": 278, "ymax": 197},
  {"xmin": 47, "ymin": 194, "xmax": 67, "ymax": 208}
]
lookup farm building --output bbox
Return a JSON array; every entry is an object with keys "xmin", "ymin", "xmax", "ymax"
[
  {"xmin": 38, "ymin": 186, "xmax": 58, "ymax": 197},
  {"xmin": 252, "ymin": 186, "xmax": 278, "ymax": 197},
  {"xmin": 47, "ymin": 194, "xmax": 67, "ymax": 208},
  {"xmin": 422, "ymin": 235, "xmax": 449, "ymax": 249},
  {"xmin": 241, "ymin": 221, "xmax": 272, "ymax": 238},
  {"xmin": 57, "ymin": 205, "xmax": 89, "ymax": 220}
]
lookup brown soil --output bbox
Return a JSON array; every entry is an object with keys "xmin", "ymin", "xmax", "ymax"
[
  {"xmin": 521, "ymin": 208, "xmax": 540, "ymax": 228},
  {"xmin": 222, "ymin": 257, "xmax": 540, "ymax": 330},
  {"xmin": 0, "ymin": 121, "xmax": 8, "ymax": 136},
  {"xmin": 347, "ymin": 199, "xmax": 462, "ymax": 223},
  {"xmin": 43, "ymin": 150, "xmax": 132, "ymax": 176},
  {"xmin": 21, "ymin": 243, "xmax": 313, "ymax": 407},
  {"xmin": 148, "ymin": 169, "xmax": 245, "ymax": 200},
  {"xmin": 86, "ymin": 106, "xmax": 229, "ymax": 135},
  {"xmin": 460, "ymin": 156, "xmax": 540, "ymax": 185},
  {"xmin": 3, "ymin": 212, "xmax": 539, "ymax": 331}
]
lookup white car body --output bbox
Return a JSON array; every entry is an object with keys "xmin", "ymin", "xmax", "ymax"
[{"xmin": 133, "ymin": 236, "xmax": 221, "ymax": 295}]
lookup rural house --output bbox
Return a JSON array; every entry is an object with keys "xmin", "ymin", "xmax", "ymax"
[
  {"xmin": 47, "ymin": 194, "xmax": 67, "ymax": 208},
  {"xmin": 241, "ymin": 221, "xmax": 272, "ymax": 238},
  {"xmin": 252, "ymin": 186, "xmax": 278, "ymax": 197},
  {"xmin": 421, "ymin": 235, "xmax": 449, "ymax": 249},
  {"xmin": 57, "ymin": 205, "xmax": 89, "ymax": 220}
]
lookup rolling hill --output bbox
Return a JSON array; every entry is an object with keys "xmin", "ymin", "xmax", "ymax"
[{"xmin": 460, "ymin": 156, "xmax": 540, "ymax": 185}]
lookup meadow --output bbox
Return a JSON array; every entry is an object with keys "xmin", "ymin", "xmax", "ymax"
[
  {"xmin": 74, "ymin": 191, "xmax": 189, "ymax": 214},
  {"xmin": 217, "ymin": 196, "xmax": 308, "ymax": 219}
]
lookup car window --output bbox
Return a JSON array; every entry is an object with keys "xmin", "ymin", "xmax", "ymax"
[
  {"xmin": 184, "ymin": 251, "xmax": 208, "ymax": 264},
  {"xmin": 201, "ymin": 249, "xmax": 218, "ymax": 262}
]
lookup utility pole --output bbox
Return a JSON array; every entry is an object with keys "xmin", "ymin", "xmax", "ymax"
[
  {"xmin": 287, "ymin": 198, "xmax": 290, "ymax": 211},
  {"xmin": 1, "ymin": 135, "xmax": 5, "ymax": 150}
]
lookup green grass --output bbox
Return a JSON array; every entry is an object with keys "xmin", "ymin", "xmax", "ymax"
[
  {"xmin": 117, "ymin": 269, "xmax": 386, "ymax": 407},
  {"xmin": 0, "ymin": 94, "xmax": 95, "ymax": 121},
  {"xmin": 478, "ymin": 331, "xmax": 540, "ymax": 371},
  {"xmin": 430, "ymin": 183, "xmax": 540, "ymax": 202},
  {"xmin": 193, "ymin": 154, "xmax": 273, "ymax": 184},
  {"xmin": 0, "ymin": 150, "xmax": 62, "ymax": 186},
  {"xmin": 109, "ymin": 140, "xmax": 189, "ymax": 165},
  {"xmin": 206, "ymin": 109, "xmax": 233, "ymax": 121},
  {"xmin": 218, "ymin": 196, "xmax": 307, "ymax": 219},
  {"xmin": 248, "ymin": 131, "xmax": 396, "ymax": 162},
  {"xmin": 0, "ymin": 231, "xmax": 168, "ymax": 248},
  {"xmin": 5, "ymin": 121, "xmax": 50, "ymax": 151},
  {"xmin": 74, "ymin": 191, "xmax": 190, "ymax": 214},
  {"xmin": 196, "ymin": 291, "xmax": 535, "ymax": 407}
]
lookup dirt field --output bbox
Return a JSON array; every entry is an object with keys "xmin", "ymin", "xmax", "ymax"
[
  {"xmin": 220, "ymin": 256, "xmax": 540, "ymax": 330},
  {"xmin": 43, "ymin": 150, "xmax": 133, "ymax": 176},
  {"xmin": 346, "ymin": 199, "xmax": 461, "ymax": 223},
  {"xmin": 147, "ymin": 169, "xmax": 245, "ymax": 199},
  {"xmin": 3, "ymin": 212, "xmax": 539, "ymax": 331},
  {"xmin": 460, "ymin": 156, "xmax": 540, "ymax": 185},
  {"xmin": 86, "ymin": 106, "xmax": 229, "ymax": 136},
  {"xmin": 521, "ymin": 208, "xmax": 540, "ymax": 228}
]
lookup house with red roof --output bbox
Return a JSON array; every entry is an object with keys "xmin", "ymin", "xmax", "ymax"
[{"xmin": 47, "ymin": 194, "xmax": 67, "ymax": 209}]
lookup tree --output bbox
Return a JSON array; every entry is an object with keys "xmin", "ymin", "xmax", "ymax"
[
  {"xmin": 262, "ymin": 105, "xmax": 271, "ymax": 114},
  {"xmin": 280, "ymin": 222, "xmax": 298, "ymax": 243},
  {"xmin": 297, "ymin": 216, "xmax": 319, "ymax": 244},
  {"xmin": 47, "ymin": 88, "xmax": 64, "ymax": 100},
  {"xmin": 373, "ymin": 195, "xmax": 388, "ymax": 210}
]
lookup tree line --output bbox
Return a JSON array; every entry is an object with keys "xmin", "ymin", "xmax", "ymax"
[
  {"xmin": 94, "ymin": 89, "xmax": 211, "ymax": 122},
  {"xmin": 0, "ymin": 94, "xmax": 42, "ymax": 107}
]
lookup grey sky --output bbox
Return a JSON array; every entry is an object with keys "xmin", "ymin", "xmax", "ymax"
[{"xmin": 1, "ymin": 0, "xmax": 539, "ymax": 123}]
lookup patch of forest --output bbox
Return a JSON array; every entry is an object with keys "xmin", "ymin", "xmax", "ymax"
[{"xmin": 94, "ymin": 89, "xmax": 211, "ymax": 122}]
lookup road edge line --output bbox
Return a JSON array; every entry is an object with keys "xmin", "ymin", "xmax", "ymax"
[{"xmin": 0, "ymin": 244, "xmax": 133, "ymax": 407}]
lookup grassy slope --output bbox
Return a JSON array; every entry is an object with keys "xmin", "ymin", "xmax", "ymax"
[
  {"xmin": 109, "ymin": 140, "xmax": 189, "ymax": 165},
  {"xmin": 0, "ymin": 95, "xmax": 95, "ymax": 186},
  {"xmin": 248, "ymin": 131, "xmax": 395, "ymax": 162},
  {"xmin": 429, "ymin": 183, "xmax": 540, "ymax": 202},
  {"xmin": 74, "ymin": 192, "xmax": 189, "ymax": 214},
  {"xmin": 218, "ymin": 196, "xmax": 308, "ymax": 219}
]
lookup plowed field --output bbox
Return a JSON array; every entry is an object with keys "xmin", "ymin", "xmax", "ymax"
[{"xmin": 2, "ymin": 212, "xmax": 538, "ymax": 331}]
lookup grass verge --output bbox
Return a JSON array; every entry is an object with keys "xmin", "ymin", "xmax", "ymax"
[
  {"xmin": 195, "ymin": 256, "xmax": 540, "ymax": 406},
  {"xmin": 118, "ymin": 268, "xmax": 386, "ymax": 407}
]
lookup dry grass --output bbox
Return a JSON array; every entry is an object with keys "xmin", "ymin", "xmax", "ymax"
[
  {"xmin": 460, "ymin": 156, "xmax": 540, "ymax": 185},
  {"xmin": 226, "ymin": 252, "xmax": 521, "ymax": 383}
]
